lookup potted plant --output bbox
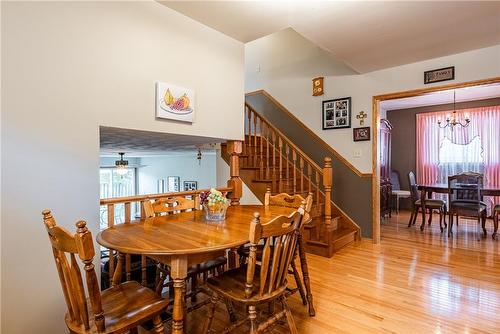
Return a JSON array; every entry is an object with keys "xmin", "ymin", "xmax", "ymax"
[{"xmin": 200, "ymin": 188, "xmax": 230, "ymax": 221}]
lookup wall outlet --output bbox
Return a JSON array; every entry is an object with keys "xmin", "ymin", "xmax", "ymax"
[
  {"xmin": 353, "ymin": 149, "xmax": 362, "ymax": 158},
  {"xmin": 256, "ymin": 64, "xmax": 261, "ymax": 73}
]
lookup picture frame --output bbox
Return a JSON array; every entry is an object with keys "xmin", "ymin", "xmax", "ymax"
[
  {"xmin": 353, "ymin": 127, "xmax": 370, "ymax": 142},
  {"xmin": 322, "ymin": 97, "xmax": 351, "ymax": 130},
  {"xmin": 183, "ymin": 181, "xmax": 198, "ymax": 191},
  {"xmin": 156, "ymin": 82, "xmax": 195, "ymax": 123},
  {"xmin": 424, "ymin": 66, "xmax": 455, "ymax": 84},
  {"xmin": 167, "ymin": 176, "xmax": 180, "ymax": 192}
]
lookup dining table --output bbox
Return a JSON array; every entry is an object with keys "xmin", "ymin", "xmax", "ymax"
[
  {"xmin": 417, "ymin": 183, "xmax": 500, "ymax": 233},
  {"xmin": 96, "ymin": 204, "xmax": 296, "ymax": 334}
]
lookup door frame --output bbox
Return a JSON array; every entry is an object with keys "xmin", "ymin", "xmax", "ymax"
[{"xmin": 371, "ymin": 76, "xmax": 500, "ymax": 243}]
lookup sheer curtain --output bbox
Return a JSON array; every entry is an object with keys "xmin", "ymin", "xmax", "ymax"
[{"xmin": 416, "ymin": 106, "xmax": 500, "ymax": 213}]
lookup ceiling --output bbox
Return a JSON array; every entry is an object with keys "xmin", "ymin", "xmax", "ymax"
[
  {"xmin": 160, "ymin": 1, "xmax": 500, "ymax": 73},
  {"xmin": 380, "ymin": 83, "xmax": 500, "ymax": 111},
  {"xmin": 100, "ymin": 126, "xmax": 223, "ymax": 156}
]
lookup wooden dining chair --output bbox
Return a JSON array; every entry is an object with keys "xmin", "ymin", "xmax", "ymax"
[
  {"xmin": 407, "ymin": 171, "xmax": 447, "ymax": 232},
  {"xmin": 265, "ymin": 189, "xmax": 315, "ymax": 316},
  {"xmin": 202, "ymin": 206, "xmax": 305, "ymax": 334},
  {"xmin": 42, "ymin": 210, "xmax": 167, "ymax": 334},
  {"xmin": 448, "ymin": 172, "xmax": 487, "ymax": 239},
  {"xmin": 143, "ymin": 196, "xmax": 227, "ymax": 302},
  {"xmin": 493, "ymin": 204, "xmax": 499, "ymax": 240}
]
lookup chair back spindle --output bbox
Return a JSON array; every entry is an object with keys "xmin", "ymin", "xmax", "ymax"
[{"xmin": 43, "ymin": 210, "xmax": 105, "ymax": 332}]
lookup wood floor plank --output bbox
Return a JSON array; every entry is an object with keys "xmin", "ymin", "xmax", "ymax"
[{"xmin": 143, "ymin": 210, "xmax": 499, "ymax": 333}]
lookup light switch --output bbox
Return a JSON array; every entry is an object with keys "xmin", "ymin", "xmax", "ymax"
[{"xmin": 256, "ymin": 64, "xmax": 261, "ymax": 73}]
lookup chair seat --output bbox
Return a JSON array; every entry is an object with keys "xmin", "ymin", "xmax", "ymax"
[
  {"xmin": 392, "ymin": 190, "xmax": 411, "ymax": 197},
  {"xmin": 66, "ymin": 281, "xmax": 168, "ymax": 334},
  {"xmin": 415, "ymin": 199, "xmax": 446, "ymax": 208},
  {"xmin": 450, "ymin": 200, "xmax": 487, "ymax": 211},
  {"xmin": 206, "ymin": 265, "xmax": 286, "ymax": 304},
  {"xmin": 494, "ymin": 204, "xmax": 500, "ymax": 213}
]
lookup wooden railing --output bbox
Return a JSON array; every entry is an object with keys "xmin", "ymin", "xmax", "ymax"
[
  {"xmin": 99, "ymin": 187, "xmax": 233, "ymax": 287},
  {"xmin": 244, "ymin": 104, "xmax": 332, "ymax": 228}
]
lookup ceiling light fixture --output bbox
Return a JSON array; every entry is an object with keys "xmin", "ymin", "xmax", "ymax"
[
  {"xmin": 437, "ymin": 91, "xmax": 470, "ymax": 130},
  {"xmin": 115, "ymin": 152, "xmax": 129, "ymax": 175}
]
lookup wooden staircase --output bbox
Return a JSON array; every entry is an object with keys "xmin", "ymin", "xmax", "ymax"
[{"xmin": 220, "ymin": 104, "xmax": 360, "ymax": 257}]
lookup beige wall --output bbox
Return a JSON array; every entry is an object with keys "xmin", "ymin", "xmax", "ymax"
[
  {"xmin": 1, "ymin": 1, "xmax": 244, "ymax": 333},
  {"xmin": 246, "ymin": 35, "xmax": 500, "ymax": 173}
]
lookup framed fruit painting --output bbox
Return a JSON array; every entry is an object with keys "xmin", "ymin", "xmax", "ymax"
[{"xmin": 156, "ymin": 82, "xmax": 195, "ymax": 123}]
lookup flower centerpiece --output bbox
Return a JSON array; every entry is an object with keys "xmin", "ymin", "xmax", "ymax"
[{"xmin": 200, "ymin": 188, "xmax": 230, "ymax": 221}]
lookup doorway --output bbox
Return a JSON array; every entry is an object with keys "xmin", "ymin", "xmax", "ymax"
[{"xmin": 371, "ymin": 77, "xmax": 500, "ymax": 243}]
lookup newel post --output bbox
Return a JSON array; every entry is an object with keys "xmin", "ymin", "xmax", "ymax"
[
  {"xmin": 323, "ymin": 157, "xmax": 333, "ymax": 229},
  {"xmin": 227, "ymin": 140, "xmax": 243, "ymax": 205}
]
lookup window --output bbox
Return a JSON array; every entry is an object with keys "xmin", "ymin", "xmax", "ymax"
[
  {"xmin": 99, "ymin": 167, "xmax": 137, "ymax": 229},
  {"xmin": 439, "ymin": 136, "xmax": 484, "ymax": 164}
]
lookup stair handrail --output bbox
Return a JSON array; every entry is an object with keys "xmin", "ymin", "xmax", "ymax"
[
  {"xmin": 245, "ymin": 103, "xmax": 332, "ymax": 228},
  {"xmin": 245, "ymin": 103, "xmax": 322, "ymax": 173}
]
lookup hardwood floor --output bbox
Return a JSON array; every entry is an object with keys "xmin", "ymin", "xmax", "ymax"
[{"xmin": 145, "ymin": 210, "xmax": 499, "ymax": 333}]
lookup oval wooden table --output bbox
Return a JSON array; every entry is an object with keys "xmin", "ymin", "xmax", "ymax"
[{"xmin": 97, "ymin": 205, "xmax": 296, "ymax": 334}]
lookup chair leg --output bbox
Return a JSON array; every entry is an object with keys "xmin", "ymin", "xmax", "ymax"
[
  {"xmin": 408, "ymin": 208, "xmax": 415, "ymax": 227},
  {"xmin": 428, "ymin": 209, "xmax": 433, "ymax": 226},
  {"xmin": 290, "ymin": 260, "xmax": 307, "ymax": 306},
  {"xmin": 493, "ymin": 212, "xmax": 498, "ymax": 240},
  {"xmin": 282, "ymin": 299, "xmax": 299, "ymax": 334},
  {"xmin": 224, "ymin": 298, "xmax": 237, "ymax": 323},
  {"xmin": 481, "ymin": 211, "xmax": 487, "ymax": 238},
  {"xmin": 202, "ymin": 293, "xmax": 219, "ymax": 334},
  {"xmin": 248, "ymin": 305, "xmax": 257, "ymax": 334},
  {"xmin": 152, "ymin": 315, "xmax": 165, "ymax": 334},
  {"xmin": 439, "ymin": 209, "xmax": 443, "ymax": 233},
  {"xmin": 190, "ymin": 274, "xmax": 198, "ymax": 303},
  {"xmin": 130, "ymin": 327, "xmax": 139, "ymax": 334},
  {"xmin": 297, "ymin": 236, "xmax": 315, "ymax": 316},
  {"xmin": 448, "ymin": 213, "xmax": 453, "ymax": 237}
]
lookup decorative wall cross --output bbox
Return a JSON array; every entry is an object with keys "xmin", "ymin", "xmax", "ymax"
[{"xmin": 356, "ymin": 111, "xmax": 367, "ymax": 126}]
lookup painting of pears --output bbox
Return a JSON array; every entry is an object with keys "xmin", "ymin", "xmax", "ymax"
[{"xmin": 156, "ymin": 82, "xmax": 195, "ymax": 123}]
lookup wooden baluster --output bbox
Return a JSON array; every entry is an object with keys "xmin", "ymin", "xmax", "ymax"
[
  {"xmin": 272, "ymin": 131, "xmax": 277, "ymax": 193},
  {"xmin": 300, "ymin": 157, "xmax": 305, "ymax": 195},
  {"xmin": 315, "ymin": 170, "xmax": 320, "ymax": 212},
  {"xmin": 107, "ymin": 204, "xmax": 115, "ymax": 287},
  {"xmin": 266, "ymin": 122, "xmax": 270, "ymax": 180},
  {"xmin": 278, "ymin": 137, "xmax": 283, "ymax": 193},
  {"xmin": 124, "ymin": 202, "xmax": 131, "ymax": 281},
  {"xmin": 259, "ymin": 118, "xmax": 264, "ymax": 180},
  {"xmin": 292, "ymin": 151, "xmax": 297, "ymax": 194},
  {"xmin": 323, "ymin": 157, "xmax": 332, "ymax": 228},
  {"xmin": 227, "ymin": 140, "xmax": 243, "ymax": 205},
  {"xmin": 285, "ymin": 144, "xmax": 290, "ymax": 193},
  {"xmin": 248, "ymin": 107, "xmax": 252, "ymax": 165},
  {"xmin": 253, "ymin": 112, "xmax": 258, "ymax": 167},
  {"xmin": 242, "ymin": 107, "xmax": 247, "ymax": 157},
  {"xmin": 308, "ymin": 163, "xmax": 312, "ymax": 195}
]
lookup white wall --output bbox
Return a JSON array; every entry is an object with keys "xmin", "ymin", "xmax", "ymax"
[
  {"xmin": 138, "ymin": 153, "xmax": 217, "ymax": 194},
  {"xmin": 1, "ymin": 1, "xmax": 244, "ymax": 333},
  {"xmin": 246, "ymin": 38, "xmax": 500, "ymax": 173}
]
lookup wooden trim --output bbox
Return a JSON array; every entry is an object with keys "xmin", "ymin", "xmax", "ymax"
[
  {"xmin": 99, "ymin": 187, "xmax": 233, "ymax": 205},
  {"xmin": 371, "ymin": 76, "xmax": 500, "ymax": 244},
  {"xmin": 245, "ymin": 90, "xmax": 372, "ymax": 178}
]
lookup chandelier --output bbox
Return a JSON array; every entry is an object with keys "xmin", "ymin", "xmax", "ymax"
[
  {"xmin": 437, "ymin": 91, "xmax": 470, "ymax": 130},
  {"xmin": 115, "ymin": 152, "xmax": 129, "ymax": 175}
]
